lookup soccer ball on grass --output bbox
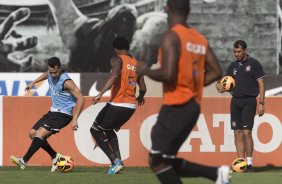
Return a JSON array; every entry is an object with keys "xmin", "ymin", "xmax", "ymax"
[{"xmin": 57, "ymin": 155, "xmax": 74, "ymax": 172}]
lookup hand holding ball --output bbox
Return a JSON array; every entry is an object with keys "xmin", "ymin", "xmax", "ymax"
[{"xmin": 220, "ymin": 76, "xmax": 235, "ymax": 91}]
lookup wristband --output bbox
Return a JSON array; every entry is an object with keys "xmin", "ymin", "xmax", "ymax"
[{"xmin": 259, "ymin": 101, "xmax": 264, "ymax": 105}]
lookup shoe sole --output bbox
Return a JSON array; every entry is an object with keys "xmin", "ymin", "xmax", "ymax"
[
  {"xmin": 10, "ymin": 156, "xmax": 25, "ymax": 170},
  {"xmin": 115, "ymin": 165, "xmax": 124, "ymax": 174},
  {"xmin": 107, "ymin": 165, "xmax": 124, "ymax": 174},
  {"xmin": 50, "ymin": 164, "xmax": 58, "ymax": 172},
  {"xmin": 119, "ymin": 165, "xmax": 124, "ymax": 172}
]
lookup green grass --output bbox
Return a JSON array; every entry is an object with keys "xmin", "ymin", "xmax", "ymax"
[{"xmin": 0, "ymin": 166, "xmax": 282, "ymax": 184}]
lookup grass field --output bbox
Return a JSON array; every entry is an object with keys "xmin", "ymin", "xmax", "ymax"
[{"xmin": 1, "ymin": 166, "xmax": 282, "ymax": 184}]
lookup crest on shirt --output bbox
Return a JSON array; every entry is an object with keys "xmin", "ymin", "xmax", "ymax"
[
  {"xmin": 233, "ymin": 69, "xmax": 237, "ymax": 76},
  {"xmin": 245, "ymin": 65, "xmax": 251, "ymax": 72}
]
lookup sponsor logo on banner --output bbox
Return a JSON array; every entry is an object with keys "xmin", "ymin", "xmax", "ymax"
[
  {"xmin": 2, "ymin": 97, "xmax": 282, "ymax": 166},
  {"xmin": 0, "ymin": 73, "xmax": 80, "ymax": 96},
  {"xmin": 73, "ymin": 99, "xmax": 282, "ymax": 166},
  {"xmin": 76, "ymin": 107, "xmax": 282, "ymax": 161}
]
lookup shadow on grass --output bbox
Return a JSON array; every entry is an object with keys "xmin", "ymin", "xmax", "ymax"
[{"xmin": 254, "ymin": 164, "xmax": 282, "ymax": 172}]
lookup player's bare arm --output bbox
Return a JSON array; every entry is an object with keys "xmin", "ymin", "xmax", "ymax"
[
  {"xmin": 92, "ymin": 57, "xmax": 122, "ymax": 105},
  {"xmin": 205, "ymin": 45, "xmax": 222, "ymax": 86},
  {"xmin": 25, "ymin": 72, "xmax": 48, "ymax": 92},
  {"xmin": 136, "ymin": 30, "xmax": 179, "ymax": 82},
  {"xmin": 257, "ymin": 78, "xmax": 265, "ymax": 116},
  {"xmin": 64, "ymin": 79, "xmax": 85, "ymax": 130},
  {"xmin": 136, "ymin": 76, "xmax": 147, "ymax": 106}
]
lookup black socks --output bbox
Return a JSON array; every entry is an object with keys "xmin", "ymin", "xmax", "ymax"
[{"xmin": 23, "ymin": 137, "xmax": 45, "ymax": 162}]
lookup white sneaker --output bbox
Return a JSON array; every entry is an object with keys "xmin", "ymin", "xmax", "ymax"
[
  {"xmin": 10, "ymin": 156, "xmax": 26, "ymax": 170},
  {"xmin": 215, "ymin": 165, "xmax": 231, "ymax": 184},
  {"xmin": 51, "ymin": 153, "xmax": 62, "ymax": 172}
]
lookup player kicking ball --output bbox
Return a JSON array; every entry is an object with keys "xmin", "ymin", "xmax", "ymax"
[{"xmin": 10, "ymin": 57, "xmax": 84, "ymax": 172}]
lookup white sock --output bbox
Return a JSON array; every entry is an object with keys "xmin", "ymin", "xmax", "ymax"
[{"xmin": 246, "ymin": 157, "xmax": 253, "ymax": 165}]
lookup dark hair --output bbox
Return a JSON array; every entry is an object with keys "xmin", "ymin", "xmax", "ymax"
[
  {"xmin": 47, "ymin": 57, "xmax": 61, "ymax": 68},
  {"xmin": 167, "ymin": 0, "xmax": 190, "ymax": 16},
  {"xmin": 112, "ymin": 36, "xmax": 130, "ymax": 50},
  {"xmin": 234, "ymin": 40, "xmax": 247, "ymax": 49}
]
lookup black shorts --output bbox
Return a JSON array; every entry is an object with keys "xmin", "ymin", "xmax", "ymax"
[
  {"xmin": 151, "ymin": 99, "xmax": 200, "ymax": 156},
  {"xmin": 94, "ymin": 103, "xmax": 135, "ymax": 130},
  {"xmin": 32, "ymin": 111, "xmax": 73, "ymax": 133},
  {"xmin": 231, "ymin": 97, "xmax": 257, "ymax": 130}
]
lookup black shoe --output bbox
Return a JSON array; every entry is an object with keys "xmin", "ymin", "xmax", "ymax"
[{"xmin": 247, "ymin": 164, "xmax": 255, "ymax": 172}]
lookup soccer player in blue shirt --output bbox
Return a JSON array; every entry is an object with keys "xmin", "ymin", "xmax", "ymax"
[{"xmin": 10, "ymin": 57, "xmax": 84, "ymax": 171}]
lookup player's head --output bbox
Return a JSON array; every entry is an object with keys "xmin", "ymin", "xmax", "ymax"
[
  {"xmin": 233, "ymin": 40, "xmax": 247, "ymax": 61},
  {"xmin": 165, "ymin": 0, "xmax": 190, "ymax": 18},
  {"xmin": 47, "ymin": 56, "xmax": 62, "ymax": 79},
  {"xmin": 113, "ymin": 36, "xmax": 130, "ymax": 53}
]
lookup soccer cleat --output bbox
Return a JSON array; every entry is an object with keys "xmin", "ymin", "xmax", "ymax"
[
  {"xmin": 51, "ymin": 153, "xmax": 62, "ymax": 172},
  {"xmin": 10, "ymin": 156, "xmax": 27, "ymax": 170},
  {"xmin": 246, "ymin": 164, "xmax": 255, "ymax": 172},
  {"xmin": 215, "ymin": 165, "xmax": 231, "ymax": 184},
  {"xmin": 107, "ymin": 159, "xmax": 124, "ymax": 174}
]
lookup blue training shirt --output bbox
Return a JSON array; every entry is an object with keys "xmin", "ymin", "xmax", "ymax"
[{"xmin": 48, "ymin": 71, "xmax": 76, "ymax": 115}]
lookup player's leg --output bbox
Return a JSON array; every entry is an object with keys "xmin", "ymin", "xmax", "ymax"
[
  {"xmin": 90, "ymin": 104, "xmax": 117, "ymax": 166},
  {"xmin": 170, "ymin": 158, "xmax": 230, "ymax": 184},
  {"xmin": 105, "ymin": 130, "xmax": 121, "ymax": 160},
  {"xmin": 234, "ymin": 129, "xmax": 244, "ymax": 158},
  {"xmin": 149, "ymin": 153, "xmax": 182, "ymax": 184},
  {"xmin": 22, "ymin": 127, "xmax": 52, "ymax": 163},
  {"xmin": 35, "ymin": 112, "xmax": 72, "ymax": 171},
  {"xmin": 90, "ymin": 126, "xmax": 124, "ymax": 175},
  {"xmin": 242, "ymin": 97, "xmax": 256, "ymax": 172},
  {"xmin": 90, "ymin": 126, "xmax": 123, "ymax": 174},
  {"xmin": 169, "ymin": 100, "xmax": 226, "ymax": 182},
  {"xmin": 29, "ymin": 114, "xmax": 57, "ymax": 159},
  {"xmin": 11, "ymin": 112, "xmax": 72, "ymax": 171},
  {"xmin": 150, "ymin": 99, "xmax": 231, "ymax": 183},
  {"xmin": 149, "ymin": 100, "xmax": 197, "ymax": 183},
  {"xmin": 90, "ymin": 125, "xmax": 117, "ymax": 165},
  {"xmin": 11, "ymin": 112, "xmax": 54, "ymax": 170},
  {"xmin": 230, "ymin": 97, "xmax": 245, "ymax": 158},
  {"xmin": 45, "ymin": 112, "xmax": 72, "ymax": 172},
  {"xmin": 23, "ymin": 111, "xmax": 71, "ymax": 163},
  {"xmin": 105, "ymin": 105, "xmax": 135, "ymax": 161},
  {"xmin": 169, "ymin": 104, "xmax": 219, "ymax": 181}
]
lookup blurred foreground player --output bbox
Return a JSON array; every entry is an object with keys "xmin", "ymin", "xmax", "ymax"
[{"xmin": 137, "ymin": 0, "xmax": 231, "ymax": 183}]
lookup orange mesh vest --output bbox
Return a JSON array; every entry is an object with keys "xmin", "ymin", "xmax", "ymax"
[
  {"xmin": 161, "ymin": 24, "xmax": 208, "ymax": 105},
  {"xmin": 110, "ymin": 54, "xmax": 138, "ymax": 104}
]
